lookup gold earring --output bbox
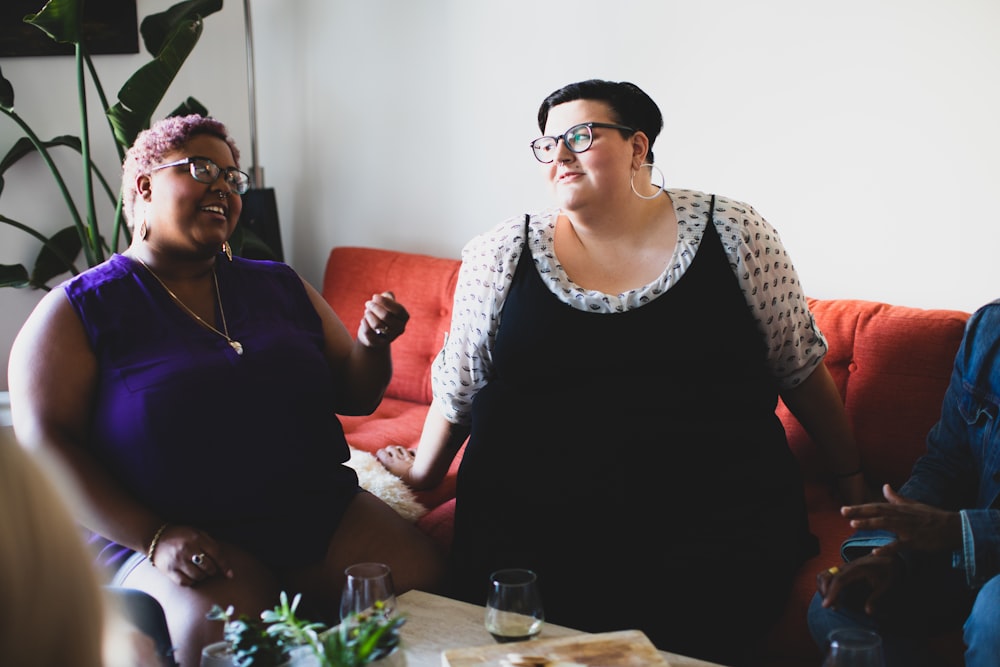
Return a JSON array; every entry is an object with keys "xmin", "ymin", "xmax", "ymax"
[
  {"xmin": 222, "ymin": 241, "xmax": 233, "ymax": 261},
  {"xmin": 138, "ymin": 220, "xmax": 148, "ymax": 241}
]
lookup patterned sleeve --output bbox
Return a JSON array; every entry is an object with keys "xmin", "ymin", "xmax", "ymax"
[
  {"xmin": 713, "ymin": 195, "xmax": 828, "ymax": 389},
  {"xmin": 430, "ymin": 215, "xmax": 527, "ymax": 424}
]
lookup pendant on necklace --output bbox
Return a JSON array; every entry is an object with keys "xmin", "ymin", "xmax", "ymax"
[{"xmin": 229, "ymin": 340, "xmax": 244, "ymax": 355}]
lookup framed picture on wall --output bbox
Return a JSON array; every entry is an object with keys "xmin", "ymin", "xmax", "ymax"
[{"xmin": 0, "ymin": 0, "xmax": 138, "ymax": 57}]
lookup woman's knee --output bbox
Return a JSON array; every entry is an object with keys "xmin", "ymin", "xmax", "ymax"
[
  {"xmin": 331, "ymin": 492, "xmax": 446, "ymax": 593},
  {"xmin": 117, "ymin": 546, "xmax": 282, "ymax": 664}
]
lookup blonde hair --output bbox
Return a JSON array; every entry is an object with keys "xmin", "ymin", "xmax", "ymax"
[{"xmin": 0, "ymin": 430, "xmax": 105, "ymax": 667}]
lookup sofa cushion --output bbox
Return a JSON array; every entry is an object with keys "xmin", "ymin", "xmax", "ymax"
[
  {"xmin": 322, "ymin": 247, "xmax": 461, "ymax": 404},
  {"xmin": 781, "ymin": 299, "xmax": 969, "ymax": 490}
]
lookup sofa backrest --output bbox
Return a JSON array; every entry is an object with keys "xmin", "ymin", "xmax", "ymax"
[
  {"xmin": 323, "ymin": 246, "xmax": 972, "ymax": 493},
  {"xmin": 780, "ymin": 298, "xmax": 970, "ymax": 492},
  {"xmin": 322, "ymin": 246, "xmax": 461, "ymax": 404}
]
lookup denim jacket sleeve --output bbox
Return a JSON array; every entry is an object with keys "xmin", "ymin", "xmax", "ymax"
[{"xmin": 896, "ymin": 300, "xmax": 1000, "ymax": 588}]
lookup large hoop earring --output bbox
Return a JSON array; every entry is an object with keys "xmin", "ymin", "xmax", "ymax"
[{"xmin": 630, "ymin": 163, "xmax": 665, "ymax": 200}]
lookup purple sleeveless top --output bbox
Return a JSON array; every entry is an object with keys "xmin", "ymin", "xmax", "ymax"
[{"xmin": 66, "ymin": 254, "xmax": 359, "ymax": 576}]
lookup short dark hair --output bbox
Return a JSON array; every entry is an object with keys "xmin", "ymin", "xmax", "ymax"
[{"xmin": 537, "ymin": 79, "xmax": 663, "ymax": 164}]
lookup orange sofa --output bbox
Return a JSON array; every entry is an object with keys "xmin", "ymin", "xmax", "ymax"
[{"xmin": 322, "ymin": 245, "xmax": 971, "ymax": 667}]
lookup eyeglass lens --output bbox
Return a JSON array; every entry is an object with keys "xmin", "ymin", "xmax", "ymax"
[
  {"xmin": 531, "ymin": 124, "xmax": 594, "ymax": 163},
  {"xmin": 188, "ymin": 158, "xmax": 250, "ymax": 194}
]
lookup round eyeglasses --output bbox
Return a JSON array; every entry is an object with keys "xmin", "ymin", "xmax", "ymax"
[
  {"xmin": 151, "ymin": 156, "xmax": 251, "ymax": 195},
  {"xmin": 530, "ymin": 122, "xmax": 635, "ymax": 163}
]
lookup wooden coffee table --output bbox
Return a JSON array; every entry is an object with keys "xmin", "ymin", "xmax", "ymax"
[{"xmin": 395, "ymin": 590, "xmax": 728, "ymax": 667}]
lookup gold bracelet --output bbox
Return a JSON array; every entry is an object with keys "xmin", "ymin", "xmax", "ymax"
[{"xmin": 147, "ymin": 523, "xmax": 169, "ymax": 567}]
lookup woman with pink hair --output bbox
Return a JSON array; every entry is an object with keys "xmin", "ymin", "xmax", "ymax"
[{"xmin": 9, "ymin": 114, "xmax": 445, "ymax": 667}]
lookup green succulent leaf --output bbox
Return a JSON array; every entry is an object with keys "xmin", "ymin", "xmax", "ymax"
[
  {"xmin": 23, "ymin": 0, "xmax": 83, "ymax": 45},
  {"xmin": 208, "ymin": 592, "xmax": 404, "ymax": 667}
]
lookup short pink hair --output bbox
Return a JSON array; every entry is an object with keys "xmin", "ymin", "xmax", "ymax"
[{"xmin": 121, "ymin": 114, "xmax": 241, "ymax": 226}]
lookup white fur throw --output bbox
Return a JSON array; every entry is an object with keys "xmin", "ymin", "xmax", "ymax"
[{"xmin": 345, "ymin": 447, "xmax": 427, "ymax": 522}]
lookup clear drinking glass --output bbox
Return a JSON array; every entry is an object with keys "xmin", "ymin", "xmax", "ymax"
[
  {"xmin": 822, "ymin": 628, "xmax": 886, "ymax": 667},
  {"xmin": 339, "ymin": 562, "xmax": 397, "ymax": 622},
  {"xmin": 484, "ymin": 568, "xmax": 544, "ymax": 643}
]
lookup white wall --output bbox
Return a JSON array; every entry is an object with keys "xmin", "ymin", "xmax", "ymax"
[
  {"xmin": 3, "ymin": 0, "xmax": 999, "ymax": 390},
  {"xmin": 250, "ymin": 0, "xmax": 999, "ymax": 311}
]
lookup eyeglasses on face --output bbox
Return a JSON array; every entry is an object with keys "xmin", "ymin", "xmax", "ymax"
[
  {"xmin": 529, "ymin": 122, "xmax": 635, "ymax": 163},
  {"xmin": 151, "ymin": 156, "xmax": 251, "ymax": 195}
]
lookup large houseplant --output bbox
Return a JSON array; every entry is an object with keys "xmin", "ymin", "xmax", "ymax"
[{"xmin": 0, "ymin": 0, "xmax": 276, "ymax": 291}]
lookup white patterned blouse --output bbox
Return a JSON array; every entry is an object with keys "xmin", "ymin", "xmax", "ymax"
[{"xmin": 430, "ymin": 188, "xmax": 828, "ymax": 425}]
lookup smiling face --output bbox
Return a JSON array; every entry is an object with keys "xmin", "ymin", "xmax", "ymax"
[
  {"xmin": 541, "ymin": 99, "xmax": 643, "ymax": 214},
  {"xmin": 138, "ymin": 133, "xmax": 243, "ymax": 258}
]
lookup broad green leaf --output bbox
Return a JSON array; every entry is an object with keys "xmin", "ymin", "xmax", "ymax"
[
  {"xmin": 140, "ymin": 0, "xmax": 223, "ymax": 56},
  {"xmin": 168, "ymin": 97, "xmax": 209, "ymax": 119},
  {"xmin": 31, "ymin": 225, "xmax": 83, "ymax": 286},
  {"xmin": 0, "ymin": 65, "xmax": 13, "ymax": 110},
  {"xmin": 0, "ymin": 264, "xmax": 30, "ymax": 288},
  {"xmin": 24, "ymin": 0, "xmax": 83, "ymax": 45},
  {"xmin": 0, "ymin": 135, "xmax": 115, "ymax": 206},
  {"xmin": 107, "ymin": 18, "xmax": 203, "ymax": 148},
  {"xmin": 1, "ymin": 135, "xmax": 81, "ymax": 174}
]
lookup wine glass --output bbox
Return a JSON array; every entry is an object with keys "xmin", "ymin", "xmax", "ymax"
[
  {"xmin": 822, "ymin": 628, "xmax": 886, "ymax": 667},
  {"xmin": 339, "ymin": 562, "xmax": 397, "ymax": 623},
  {"xmin": 484, "ymin": 568, "xmax": 544, "ymax": 643}
]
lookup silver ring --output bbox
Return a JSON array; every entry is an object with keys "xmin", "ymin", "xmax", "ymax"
[
  {"xmin": 375, "ymin": 326, "xmax": 388, "ymax": 336},
  {"xmin": 191, "ymin": 553, "xmax": 205, "ymax": 566}
]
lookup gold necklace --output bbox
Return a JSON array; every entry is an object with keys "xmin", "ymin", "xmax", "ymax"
[{"xmin": 134, "ymin": 256, "xmax": 244, "ymax": 356}]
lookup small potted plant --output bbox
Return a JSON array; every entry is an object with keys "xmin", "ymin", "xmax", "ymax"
[{"xmin": 206, "ymin": 591, "xmax": 406, "ymax": 667}]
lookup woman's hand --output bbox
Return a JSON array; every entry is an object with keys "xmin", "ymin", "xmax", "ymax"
[
  {"xmin": 359, "ymin": 291, "xmax": 409, "ymax": 348},
  {"xmin": 376, "ymin": 445, "xmax": 416, "ymax": 484},
  {"xmin": 843, "ymin": 484, "xmax": 962, "ymax": 555},
  {"xmin": 815, "ymin": 553, "xmax": 900, "ymax": 615},
  {"xmin": 150, "ymin": 525, "xmax": 233, "ymax": 586}
]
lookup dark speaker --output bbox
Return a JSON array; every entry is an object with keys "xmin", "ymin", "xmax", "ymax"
[{"xmin": 237, "ymin": 187, "xmax": 284, "ymax": 261}]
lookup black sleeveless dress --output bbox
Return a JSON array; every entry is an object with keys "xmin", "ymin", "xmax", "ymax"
[{"xmin": 447, "ymin": 207, "xmax": 818, "ymax": 663}]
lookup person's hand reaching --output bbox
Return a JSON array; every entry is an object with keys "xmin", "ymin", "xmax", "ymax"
[
  {"xmin": 815, "ymin": 553, "xmax": 900, "ymax": 615},
  {"xmin": 843, "ymin": 484, "xmax": 962, "ymax": 557},
  {"xmin": 376, "ymin": 445, "xmax": 416, "ymax": 484}
]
